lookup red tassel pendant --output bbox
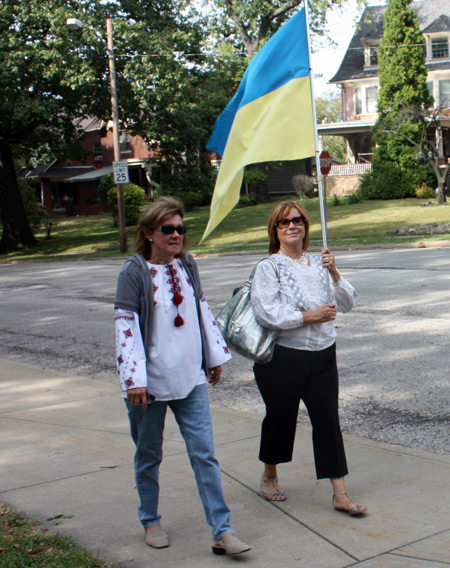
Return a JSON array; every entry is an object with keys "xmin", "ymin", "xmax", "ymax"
[
  {"xmin": 167, "ymin": 263, "xmax": 185, "ymax": 327},
  {"xmin": 172, "ymin": 292, "xmax": 183, "ymax": 307}
]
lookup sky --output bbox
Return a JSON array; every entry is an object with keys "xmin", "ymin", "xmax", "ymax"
[{"xmin": 310, "ymin": 0, "xmax": 386, "ymax": 97}]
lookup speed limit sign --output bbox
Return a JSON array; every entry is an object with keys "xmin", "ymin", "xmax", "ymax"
[{"xmin": 113, "ymin": 161, "xmax": 130, "ymax": 184}]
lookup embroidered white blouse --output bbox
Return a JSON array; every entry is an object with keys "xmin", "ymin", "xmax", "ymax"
[
  {"xmin": 251, "ymin": 253, "xmax": 358, "ymax": 352},
  {"xmin": 115, "ymin": 259, "xmax": 231, "ymax": 400}
]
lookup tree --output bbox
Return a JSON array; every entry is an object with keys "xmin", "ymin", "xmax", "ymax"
[
  {"xmin": 315, "ymin": 90, "xmax": 346, "ymax": 162},
  {"xmin": 0, "ymin": 0, "xmax": 110, "ymax": 252},
  {"xmin": 369, "ymin": 0, "xmax": 432, "ymax": 197},
  {"xmin": 383, "ymin": 106, "xmax": 449, "ymax": 204},
  {"xmin": 199, "ymin": 0, "xmax": 361, "ymax": 57}
]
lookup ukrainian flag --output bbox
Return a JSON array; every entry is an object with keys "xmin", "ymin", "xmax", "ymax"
[{"xmin": 202, "ymin": 6, "xmax": 315, "ymax": 241}]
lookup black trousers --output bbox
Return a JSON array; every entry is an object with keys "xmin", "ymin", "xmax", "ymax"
[{"xmin": 254, "ymin": 343, "xmax": 348, "ymax": 479}]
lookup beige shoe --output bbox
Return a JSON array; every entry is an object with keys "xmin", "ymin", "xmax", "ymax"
[
  {"xmin": 212, "ymin": 534, "xmax": 251, "ymax": 555},
  {"xmin": 145, "ymin": 526, "xmax": 169, "ymax": 548}
]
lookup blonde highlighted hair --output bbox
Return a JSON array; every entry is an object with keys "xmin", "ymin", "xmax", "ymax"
[{"xmin": 135, "ymin": 196, "xmax": 188, "ymax": 260}]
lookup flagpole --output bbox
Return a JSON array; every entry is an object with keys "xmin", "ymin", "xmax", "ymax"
[{"xmin": 303, "ymin": 0, "xmax": 330, "ymax": 301}]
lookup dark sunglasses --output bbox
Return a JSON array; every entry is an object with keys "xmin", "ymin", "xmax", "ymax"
[
  {"xmin": 157, "ymin": 224, "xmax": 187, "ymax": 235},
  {"xmin": 275, "ymin": 215, "xmax": 305, "ymax": 229}
]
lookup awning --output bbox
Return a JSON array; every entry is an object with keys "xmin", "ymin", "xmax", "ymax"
[
  {"xmin": 317, "ymin": 120, "xmax": 376, "ymax": 136},
  {"xmin": 65, "ymin": 166, "xmax": 113, "ymax": 183}
]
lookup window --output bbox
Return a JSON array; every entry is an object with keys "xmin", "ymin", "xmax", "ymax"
[
  {"xmin": 355, "ymin": 87, "xmax": 362, "ymax": 115},
  {"xmin": 354, "ymin": 85, "xmax": 378, "ymax": 115},
  {"xmin": 365, "ymin": 46, "xmax": 379, "ymax": 66},
  {"xmin": 427, "ymin": 81, "xmax": 434, "ymax": 104},
  {"xmin": 432, "ymin": 37, "xmax": 449, "ymax": 59},
  {"xmin": 120, "ymin": 132, "xmax": 131, "ymax": 152},
  {"xmin": 93, "ymin": 142, "xmax": 102, "ymax": 155},
  {"xmin": 366, "ymin": 86, "xmax": 378, "ymax": 113},
  {"xmin": 439, "ymin": 80, "xmax": 450, "ymax": 108}
]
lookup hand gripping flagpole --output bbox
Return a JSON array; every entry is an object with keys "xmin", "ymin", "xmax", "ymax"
[{"xmin": 304, "ymin": 0, "xmax": 330, "ymax": 302}]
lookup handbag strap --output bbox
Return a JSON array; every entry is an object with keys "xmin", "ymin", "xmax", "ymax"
[{"xmin": 263, "ymin": 256, "xmax": 280, "ymax": 280}]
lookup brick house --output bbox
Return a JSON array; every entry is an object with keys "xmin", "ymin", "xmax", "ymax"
[{"xmin": 20, "ymin": 117, "xmax": 157, "ymax": 215}]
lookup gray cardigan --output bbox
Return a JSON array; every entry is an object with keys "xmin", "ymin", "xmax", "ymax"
[{"xmin": 114, "ymin": 253, "xmax": 208, "ymax": 371}]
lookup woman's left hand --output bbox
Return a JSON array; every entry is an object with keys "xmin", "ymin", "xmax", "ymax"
[
  {"xmin": 322, "ymin": 248, "xmax": 340, "ymax": 284},
  {"xmin": 208, "ymin": 365, "xmax": 222, "ymax": 385}
]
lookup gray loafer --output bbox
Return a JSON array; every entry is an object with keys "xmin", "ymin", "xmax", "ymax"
[
  {"xmin": 145, "ymin": 526, "xmax": 169, "ymax": 548},
  {"xmin": 212, "ymin": 534, "xmax": 251, "ymax": 555}
]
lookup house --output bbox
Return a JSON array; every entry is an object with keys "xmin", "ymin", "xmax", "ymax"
[
  {"xmin": 318, "ymin": 0, "xmax": 450, "ymax": 190},
  {"xmin": 20, "ymin": 117, "xmax": 157, "ymax": 215}
]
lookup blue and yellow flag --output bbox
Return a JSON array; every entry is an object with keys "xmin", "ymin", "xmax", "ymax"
[{"xmin": 202, "ymin": 6, "xmax": 315, "ymax": 241}]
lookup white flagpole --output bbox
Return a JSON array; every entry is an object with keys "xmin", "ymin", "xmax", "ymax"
[{"xmin": 303, "ymin": 0, "xmax": 330, "ymax": 301}]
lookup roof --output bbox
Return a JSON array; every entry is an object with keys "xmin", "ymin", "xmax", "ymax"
[
  {"xmin": 21, "ymin": 164, "xmax": 94, "ymax": 181},
  {"xmin": 65, "ymin": 166, "xmax": 113, "ymax": 183},
  {"xmin": 330, "ymin": 0, "xmax": 450, "ymax": 84}
]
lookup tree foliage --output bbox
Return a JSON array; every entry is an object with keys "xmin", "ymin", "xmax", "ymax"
[
  {"xmin": 0, "ymin": 0, "xmax": 111, "ymax": 252},
  {"xmin": 315, "ymin": 90, "xmax": 346, "ymax": 162},
  {"xmin": 367, "ymin": 0, "xmax": 432, "ymax": 199},
  {"xmin": 1, "ymin": 0, "xmax": 359, "ymax": 252}
]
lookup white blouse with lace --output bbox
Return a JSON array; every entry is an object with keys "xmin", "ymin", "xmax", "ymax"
[
  {"xmin": 251, "ymin": 253, "xmax": 358, "ymax": 352},
  {"xmin": 115, "ymin": 259, "xmax": 231, "ymax": 400}
]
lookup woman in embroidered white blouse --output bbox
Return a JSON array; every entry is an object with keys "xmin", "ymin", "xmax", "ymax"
[
  {"xmin": 114, "ymin": 197, "xmax": 251, "ymax": 556},
  {"xmin": 251, "ymin": 201, "xmax": 366, "ymax": 516}
]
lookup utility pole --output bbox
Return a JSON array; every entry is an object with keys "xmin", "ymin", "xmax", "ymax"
[{"xmin": 106, "ymin": 18, "xmax": 127, "ymax": 253}]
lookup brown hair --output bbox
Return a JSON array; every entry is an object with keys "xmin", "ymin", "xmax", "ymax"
[
  {"xmin": 267, "ymin": 201, "xmax": 310, "ymax": 254},
  {"xmin": 135, "ymin": 196, "xmax": 188, "ymax": 260}
]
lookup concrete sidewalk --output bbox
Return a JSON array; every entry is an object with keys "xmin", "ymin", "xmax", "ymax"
[{"xmin": 1, "ymin": 358, "xmax": 449, "ymax": 567}]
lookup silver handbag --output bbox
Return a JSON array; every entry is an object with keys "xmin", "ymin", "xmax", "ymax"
[{"xmin": 216, "ymin": 258, "xmax": 279, "ymax": 364}]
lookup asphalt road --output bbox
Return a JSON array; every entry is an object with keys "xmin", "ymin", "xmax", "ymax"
[{"xmin": 1, "ymin": 247, "xmax": 449, "ymax": 455}]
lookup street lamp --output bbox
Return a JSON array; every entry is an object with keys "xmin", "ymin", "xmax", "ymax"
[{"xmin": 67, "ymin": 17, "xmax": 128, "ymax": 253}]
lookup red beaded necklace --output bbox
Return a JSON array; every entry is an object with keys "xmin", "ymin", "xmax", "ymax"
[{"xmin": 167, "ymin": 263, "xmax": 184, "ymax": 327}]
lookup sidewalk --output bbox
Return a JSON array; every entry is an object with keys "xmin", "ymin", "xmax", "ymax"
[{"xmin": 1, "ymin": 358, "xmax": 449, "ymax": 567}]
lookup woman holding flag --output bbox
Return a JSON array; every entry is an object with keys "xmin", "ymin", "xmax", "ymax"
[{"xmin": 251, "ymin": 201, "xmax": 366, "ymax": 516}]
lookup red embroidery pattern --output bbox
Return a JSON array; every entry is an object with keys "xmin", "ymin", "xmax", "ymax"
[{"xmin": 166, "ymin": 263, "xmax": 184, "ymax": 327}]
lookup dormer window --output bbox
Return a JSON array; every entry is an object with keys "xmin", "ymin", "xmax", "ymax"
[
  {"xmin": 364, "ymin": 45, "xmax": 379, "ymax": 67},
  {"xmin": 432, "ymin": 37, "xmax": 449, "ymax": 59}
]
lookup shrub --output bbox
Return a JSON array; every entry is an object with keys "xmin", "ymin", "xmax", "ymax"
[
  {"xmin": 359, "ymin": 162, "xmax": 415, "ymax": 199},
  {"xmin": 97, "ymin": 173, "xmax": 115, "ymax": 205},
  {"xmin": 332, "ymin": 194, "xmax": 342, "ymax": 206},
  {"xmin": 415, "ymin": 185, "xmax": 436, "ymax": 199},
  {"xmin": 237, "ymin": 194, "xmax": 258, "ymax": 208},
  {"xmin": 156, "ymin": 165, "xmax": 215, "ymax": 211},
  {"xmin": 348, "ymin": 190, "xmax": 364, "ymax": 204},
  {"xmin": 107, "ymin": 183, "xmax": 147, "ymax": 226}
]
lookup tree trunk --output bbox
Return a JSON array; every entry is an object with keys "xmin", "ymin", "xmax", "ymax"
[
  {"xmin": 436, "ymin": 182, "xmax": 446, "ymax": 204},
  {"xmin": 0, "ymin": 141, "xmax": 38, "ymax": 253}
]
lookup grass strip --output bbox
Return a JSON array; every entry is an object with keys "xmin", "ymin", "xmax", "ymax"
[{"xmin": 0, "ymin": 505, "xmax": 119, "ymax": 568}]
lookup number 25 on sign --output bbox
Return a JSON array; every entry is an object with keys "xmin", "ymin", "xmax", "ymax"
[{"xmin": 113, "ymin": 161, "xmax": 130, "ymax": 184}]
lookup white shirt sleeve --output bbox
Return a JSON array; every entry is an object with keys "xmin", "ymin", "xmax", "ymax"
[
  {"xmin": 199, "ymin": 297, "xmax": 232, "ymax": 368},
  {"xmin": 333, "ymin": 276, "xmax": 358, "ymax": 313},
  {"xmin": 115, "ymin": 308, "xmax": 147, "ymax": 396},
  {"xmin": 251, "ymin": 260, "xmax": 304, "ymax": 330}
]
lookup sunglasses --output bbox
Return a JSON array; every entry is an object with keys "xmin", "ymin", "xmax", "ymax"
[
  {"xmin": 275, "ymin": 215, "xmax": 305, "ymax": 229},
  {"xmin": 157, "ymin": 224, "xmax": 187, "ymax": 235}
]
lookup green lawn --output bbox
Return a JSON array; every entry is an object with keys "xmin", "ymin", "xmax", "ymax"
[
  {"xmin": 2, "ymin": 196, "xmax": 450, "ymax": 261},
  {"xmin": 0, "ymin": 505, "xmax": 119, "ymax": 568}
]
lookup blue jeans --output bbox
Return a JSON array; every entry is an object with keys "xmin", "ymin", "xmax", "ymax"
[{"xmin": 125, "ymin": 383, "xmax": 233, "ymax": 540}]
